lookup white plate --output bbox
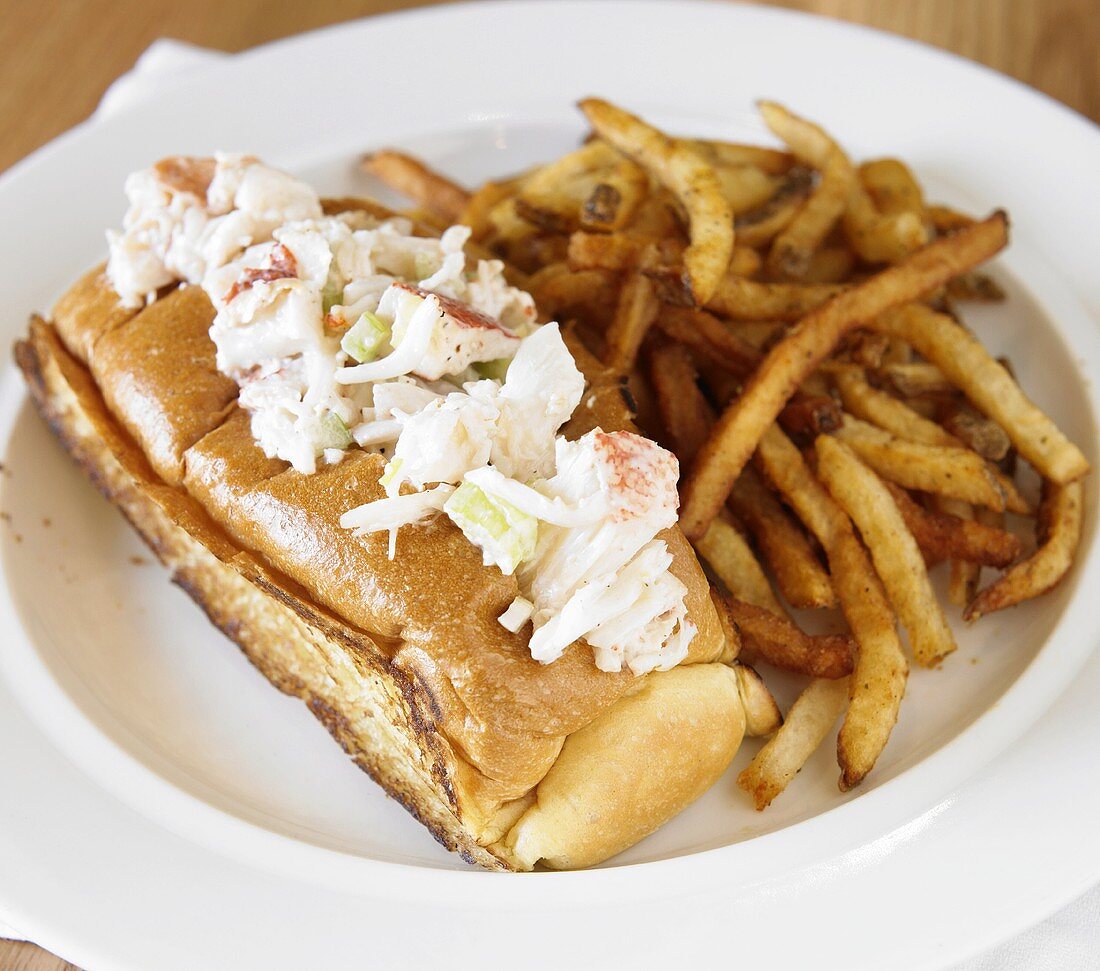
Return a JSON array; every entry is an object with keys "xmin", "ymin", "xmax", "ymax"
[{"xmin": 1, "ymin": 2, "xmax": 1099, "ymax": 968}]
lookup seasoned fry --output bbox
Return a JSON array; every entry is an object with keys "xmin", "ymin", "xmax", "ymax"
[
  {"xmin": 758, "ymin": 101, "xmax": 857, "ymax": 278},
  {"xmin": 527, "ymin": 264, "xmax": 617, "ymax": 320},
  {"xmin": 965, "ymin": 480, "xmax": 1084, "ymax": 620},
  {"xmin": 738, "ymin": 676, "xmax": 850, "ymax": 810},
  {"xmin": 460, "ymin": 179, "xmax": 520, "ymax": 240},
  {"xmin": 939, "ymin": 401, "xmax": 1011, "ymax": 462},
  {"xmin": 776, "ymin": 393, "xmax": 842, "ymax": 437},
  {"xmin": 712, "ymin": 164, "xmax": 779, "ymax": 215},
  {"xmin": 883, "ymin": 481, "xmax": 1023, "ymax": 568},
  {"xmin": 580, "ymin": 98, "xmax": 733, "ymax": 304},
  {"xmin": 722, "ymin": 597, "xmax": 854, "ymax": 679},
  {"xmin": 655, "ymin": 305, "xmax": 763, "ymax": 377},
  {"xmin": 361, "ymin": 150, "xmax": 471, "ymax": 223},
  {"xmin": 833, "ymin": 416, "xmax": 1008, "ymax": 511},
  {"xmin": 568, "ymin": 231, "xmax": 651, "ymax": 271},
  {"xmin": 871, "ymin": 304, "xmax": 1089, "ymax": 483},
  {"xmin": 938, "ymin": 498, "xmax": 982, "ymax": 607},
  {"xmin": 860, "ymin": 158, "xmax": 925, "ymax": 216},
  {"xmin": 706, "ymin": 276, "xmax": 845, "ymax": 321},
  {"xmin": 686, "ymin": 139, "xmax": 795, "ymax": 175},
  {"xmin": 946, "ymin": 271, "xmax": 1006, "ymax": 303},
  {"xmin": 927, "ymin": 204, "xmax": 977, "ymax": 234},
  {"xmin": 729, "ymin": 467, "xmax": 836, "ymax": 609},
  {"xmin": 695, "ymin": 518, "xmax": 784, "ymax": 615},
  {"xmin": 802, "ymin": 246, "xmax": 856, "ymax": 284},
  {"xmin": 580, "ymin": 163, "xmax": 649, "ymax": 232},
  {"xmin": 832, "ymin": 366, "xmax": 958, "ymax": 447},
  {"xmin": 734, "ymin": 165, "xmax": 815, "ymax": 247},
  {"xmin": 604, "ymin": 252, "xmax": 660, "ymax": 371},
  {"xmin": 649, "ymin": 342, "xmax": 713, "ymax": 464},
  {"xmin": 680, "ymin": 213, "xmax": 1010, "ymax": 540},
  {"xmin": 817, "ymin": 436, "xmax": 956, "ymax": 666},
  {"xmin": 879, "ymin": 361, "xmax": 953, "ymax": 397},
  {"xmin": 511, "ymin": 140, "xmax": 623, "ymax": 233}
]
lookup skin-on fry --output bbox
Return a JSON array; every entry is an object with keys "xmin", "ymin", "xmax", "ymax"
[
  {"xmin": 685, "ymin": 139, "xmax": 795, "ymax": 175},
  {"xmin": 801, "ymin": 246, "xmax": 856, "ymax": 284},
  {"xmin": 511, "ymin": 140, "xmax": 625, "ymax": 233},
  {"xmin": 460, "ymin": 179, "xmax": 520, "ymax": 240},
  {"xmin": 965, "ymin": 480, "xmax": 1084, "ymax": 621},
  {"xmin": 649, "ymin": 341, "xmax": 713, "ymax": 464},
  {"xmin": 882, "ymin": 481, "xmax": 1023, "ymax": 568},
  {"xmin": 361, "ymin": 150, "xmax": 471, "ymax": 223},
  {"xmin": 567, "ymin": 231, "xmax": 655, "ymax": 271},
  {"xmin": 817, "ymin": 436, "xmax": 957, "ymax": 666},
  {"xmin": 939, "ymin": 401, "xmax": 1011, "ymax": 462},
  {"xmin": 655, "ymin": 305, "xmax": 763, "ymax": 377},
  {"xmin": 604, "ymin": 252, "xmax": 660, "ymax": 371},
  {"xmin": 729, "ymin": 467, "xmax": 836, "ymax": 609},
  {"xmin": 737, "ymin": 676, "xmax": 850, "ymax": 810},
  {"xmin": 758, "ymin": 101, "xmax": 857, "ymax": 279},
  {"xmin": 695, "ymin": 518, "xmax": 785, "ymax": 615},
  {"xmin": 751, "ymin": 426, "xmax": 908, "ymax": 788},
  {"xmin": 879, "ymin": 361, "xmax": 953, "ymax": 398},
  {"xmin": 860, "ymin": 158, "xmax": 925, "ymax": 216},
  {"xmin": 722, "ymin": 596, "xmax": 854, "ymax": 679},
  {"xmin": 712, "ymin": 164, "xmax": 779, "ymax": 215},
  {"xmin": 831, "ymin": 365, "xmax": 958, "ymax": 448},
  {"xmin": 580, "ymin": 98, "xmax": 733, "ymax": 304},
  {"xmin": 680, "ymin": 212, "xmax": 1010, "ymax": 540},
  {"xmin": 833, "ymin": 416, "xmax": 1008, "ymax": 511},
  {"xmin": 871, "ymin": 304, "xmax": 1090, "ymax": 483},
  {"xmin": 706, "ymin": 276, "xmax": 845, "ymax": 321},
  {"xmin": 527, "ymin": 265, "xmax": 617, "ymax": 320},
  {"xmin": 734, "ymin": 165, "xmax": 815, "ymax": 248},
  {"xmin": 927, "ymin": 204, "xmax": 977, "ymax": 234},
  {"xmin": 946, "ymin": 271, "xmax": 1006, "ymax": 303},
  {"xmin": 580, "ymin": 163, "xmax": 649, "ymax": 233},
  {"xmin": 937, "ymin": 499, "xmax": 982, "ymax": 607}
]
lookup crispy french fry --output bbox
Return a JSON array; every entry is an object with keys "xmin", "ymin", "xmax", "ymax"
[
  {"xmin": 802, "ymin": 246, "xmax": 856, "ymax": 284},
  {"xmin": 712, "ymin": 164, "xmax": 779, "ymax": 215},
  {"xmin": 580, "ymin": 163, "xmax": 649, "ymax": 232},
  {"xmin": 680, "ymin": 213, "xmax": 1010, "ymax": 540},
  {"xmin": 649, "ymin": 341, "xmax": 714, "ymax": 464},
  {"xmin": 604, "ymin": 253, "xmax": 660, "ymax": 371},
  {"xmin": 879, "ymin": 362, "xmax": 954, "ymax": 398},
  {"xmin": 734, "ymin": 166, "xmax": 815, "ymax": 247},
  {"xmin": 939, "ymin": 401, "xmax": 1011, "ymax": 462},
  {"xmin": 758, "ymin": 101, "xmax": 857, "ymax": 279},
  {"xmin": 817, "ymin": 436, "xmax": 956, "ymax": 666},
  {"xmin": 694, "ymin": 518, "xmax": 784, "ymax": 615},
  {"xmin": 751, "ymin": 425, "xmax": 908, "ymax": 788},
  {"xmin": 729, "ymin": 467, "xmax": 836, "ymax": 609},
  {"xmin": 528, "ymin": 265, "xmax": 617, "ymax": 321},
  {"xmin": 832, "ymin": 366, "xmax": 959, "ymax": 447},
  {"xmin": 686, "ymin": 139, "xmax": 795, "ymax": 175},
  {"xmin": 655, "ymin": 305, "xmax": 763, "ymax": 377},
  {"xmin": 871, "ymin": 304, "xmax": 1089, "ymax": 483},
  {"xmin": 965, "ymin": 480, "xmax": 1084, "ymax": 620},
  {"xmin": 580, "ymin": 99, "xmax": 733, "ymax": 304},
  {"xmin": 860, "ymin": 159, "xmax": 925, "ymax": 216},
  {"xmin": 460, "ymin": 180, "xmax": 519, "ymax": 240},
  {"xmin": 707, "ymin": 276, "xmax": 845, "ymax": 321},
  {"xmin": 833, "ymin": 416, "xmax": 1008, "ymax": 511},
  {"xmin": 361, "ymin": 150, "xmax": 471, "ymax": 223},
  {"xmin": 882, "ymin": 481, "xmax": 1023, "ymax": 568},
  {"xmin": 937, "ymin": 498, "xmax": 982, "ymax": 607},
  {"xmin": 511, "ymin": 140, "xmax": 624, "ymax": 233},
  {"xmin": 722, "ymin": 597, "xmax": 854, "ymax": 679},
  {"xmin": 927, "ymin": 204, "xmax": 977, "ymax": 234},
  {"xmin": 737, "ymin": 676, "xmax": 850, "ymax": 810},
  {"xmin": 567, "ymin": 231, "xmax": 654, "ymax": 271},
  {"xmin": 946, "ymin": 271, "xmax": 1006, "ymax": 303}
]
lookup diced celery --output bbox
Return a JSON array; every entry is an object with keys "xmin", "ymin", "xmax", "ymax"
[
  {"xmin": 341, "ymin": 311, "xmax": 391, "ymax": 364},
  {"xmin": 315, "ymin": 412, "xmax": 353, "ymax": 453},
  {"xmin": 444, "ymin": 480, "xmax": 538, "ymax": 575},
  {"xmin": 473, "ymin": 358, "xmax": 511, "ymax": 382},
  {"xmin": 380, "ymin": 457, "xmax": 404, "ymax": 492}
]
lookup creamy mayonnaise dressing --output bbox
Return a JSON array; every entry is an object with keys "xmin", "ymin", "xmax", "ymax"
[{"xmin": 107, "ymin": 155, "xmax": 693, "ymax": 675}]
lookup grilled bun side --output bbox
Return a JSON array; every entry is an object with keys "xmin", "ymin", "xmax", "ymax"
[{"xmin": 496, "ymin": 663, "xmax": 746, "ymax": 870}]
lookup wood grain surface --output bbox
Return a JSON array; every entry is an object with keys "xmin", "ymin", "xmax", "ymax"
[{"xmin": 1, "ymin": 0, "xmax": 1096, "ymax": 968}]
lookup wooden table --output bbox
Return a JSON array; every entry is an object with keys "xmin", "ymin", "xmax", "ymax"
[{"xmin": 1, "ymin": 0, "xmax": 1096, "ymax": 967}]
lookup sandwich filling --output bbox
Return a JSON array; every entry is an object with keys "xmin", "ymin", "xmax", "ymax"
[{"xmin": 107, "ymin": 154, "xmax": 695, "ymax": 675}]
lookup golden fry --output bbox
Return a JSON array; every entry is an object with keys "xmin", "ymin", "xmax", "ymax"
[
  {"xmin": 706, "ymin": 276, "xmax": 845, "ymax": 321},
  {"xmin": 649, "ymin": 342, "xmax": 714, "ymax": 464},
  {"xmin": 361, "ymin": 150, "xmax": 471, "ymax": 223},
  {"xmin": 722, "ymin": 596, "xmax": 854, "ymax": 679},
  {"xmin": 695, "ymin": 518, "xmax": 784, "ymax": 615},
  {"xmin": 604, "ymin": 254, "xmax": 660, "ymax": 371}
]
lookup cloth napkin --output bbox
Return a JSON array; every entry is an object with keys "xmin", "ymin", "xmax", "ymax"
[{"xmin": 1, "ymin": 36, "xmax": 1096, "ymax": 970}]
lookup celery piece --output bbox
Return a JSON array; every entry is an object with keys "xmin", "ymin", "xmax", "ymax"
[
  {"xmin": 316, "ymin": 412, "xmax": 353, "ymax": 453},
  {"xmin": 341, "ymin": 311, "xmax": 391, "ymax": 364},
  {"xmin": 473, "ymin": 358, "xmax": 511, "ymax": 382},
  {"xmin": 444, "ymin": 480, "xmax": 538, "ymax": 575}
]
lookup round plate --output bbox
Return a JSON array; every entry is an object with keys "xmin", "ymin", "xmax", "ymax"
[{"xmin": 1, "ymin": 3, "xmax": 1098, "ymax": 968}]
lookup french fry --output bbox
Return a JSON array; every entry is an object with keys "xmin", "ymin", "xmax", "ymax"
[
  {"xmin": 680, "ymin": 213, "xmax": 1010, "ymax": 540},
  {"xmin": 580, "ymin": 98, "xmax": 733, "ymax": 304},
  {"xmin": 694, "ymin": 518, "xmax": 784, "ymax": 615},
  {"xmin": 758, "ymin": 101, "xmax": 857, "ymax": 279},
  {"xmin": 655, "ymin": 305, "xmax": 763, "ymax": 377},
  {"xmin": 737, "ymin": 676, "xmax": 850, "ymax": 810},
  {"xmin": 882, "ymin": 481, "xmax": 1023, "ymax": 568},
  {"xmin": 860, "ymin": 158, "xmax": 925, "ymax": 216},
  {"xmin": 832, "ymin": 366, "xmax": 959, "ymax": 447},
  {"xmin": 833, "ymin": 416, "xmax": 1008, "ymax": 511},
  {"xmin": 706, "ymin": 276, "xmax": 846, "ymax": 321},
  {"xmin": 802, "ymin": 246, "xmax": 856, "ymax": 284},
  {"xmin": 685, "ymin": 139, "xmax": 795, "ymax": 175},
  {"xmin": 946, "ymin": 271, "xmax": 1006, "ymax": 303},
  {"xmin": 361, "ymin": 150, "xmax": 471, "ymax": 223},
  {"xmin": 722, "ymin": 597, "xmax": 854, "ymax": 679},
  {"xmin": 879, "ymin": 361, "xmax": 953, "ymax": 398},
  {"xmin": 528, "ymin": 265, "xmax": 617, "ymax": 320},
  {"xmin": 729, "ymin": 467, "xmax": 836, "ymax": 609},
  {"xmin": 712, "ymin": 164, "xmax": 779, "ymax": 215},
  {"xmin": 871, "ymin": 304, "xmax": 1089, "ymax": 483},
  {"xmin": 580, "ymin": 163, "xmax": 649, "ymax": 232},
  {"xmin": 937, "ymin": 498, "xmax": 982, "ymax": 607},
  {"xmin": 604, "ymin": 251, "xmax": 660, "ymax": 371},
  {"xmin": 460, "ymin": 179, "xmax": 520, "ymax": 240},
  {"xmin": 927, "ymin": 204, "xmax": 977, "ymax": 234},
  {"xmin": 511, "ymin": 140, "xmax": 624, "ymax": 232},
  {"xmin": 939, "ymin": 401, "xmax": 1011, "ymax": 462},
  {"xmin": 649, "ymin": 341, "xmax": 713, "ymax": 464},
  {"xmin": 817, "ymin": 436, "xmax": 956, "ymax": 666},
  {"xmin": 734, "ymin": 166, "xmax": 815, "ymax": 247},
  {"xmin": 568, "ymin": 231, "xmax": 653, "ymax": 271},
  {"xmin": 965, "ymin": 480, "xmax": 1084, "ymax": 620}
]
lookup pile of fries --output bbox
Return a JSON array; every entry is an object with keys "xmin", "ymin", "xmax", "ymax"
[{"xmin": 362, "ymin": 98, "xmax": 1089, "ymax": 809}]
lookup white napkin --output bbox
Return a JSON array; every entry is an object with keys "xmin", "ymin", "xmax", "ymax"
[{"xmin": 1, "ymin": 37, "xmax": 1096, "ymax": 969}]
